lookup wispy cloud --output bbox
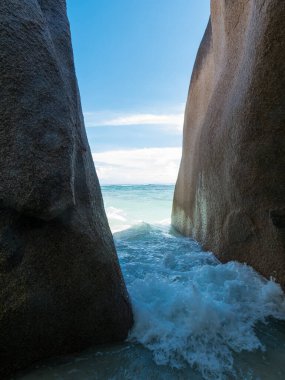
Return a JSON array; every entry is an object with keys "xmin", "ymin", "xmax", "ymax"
[
  {"xmin": 92, "ymin": 147, "xmax": 182, "ymax": 185},
  {"xmin": 84, "ymin": 110, "xmax": 184, "ymax": 131}
]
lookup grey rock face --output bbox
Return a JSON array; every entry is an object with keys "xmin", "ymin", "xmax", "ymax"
[
  {"xmin": 0, "ymin": 0, "xmax": 133, "ymax": 376},
  {"xmin": 172, "ymin": 0, "xmax": 285, "ymax": 290}
]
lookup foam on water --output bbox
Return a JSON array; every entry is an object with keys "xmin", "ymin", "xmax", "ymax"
[
  {"xmin": 106, "ymin": 206, "xmax": 132, "ymax": 232},
  {"xmin": 115, "ymin": 221, "xmax": 285, "ymax": 379},
  {"xmin": 16, "ymin": 185, "xmax": 285, "ymax": 380}
]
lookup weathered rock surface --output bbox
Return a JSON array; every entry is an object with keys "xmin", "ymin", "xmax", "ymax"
[
  {"xmin": 172, "ymin": 1, "xmax": 285, "ymax": 289},
  {"xmin": 0, "ymin": 0, "xmax": 132, "ymax": 376}
]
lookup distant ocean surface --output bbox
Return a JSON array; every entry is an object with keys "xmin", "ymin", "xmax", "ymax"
[
  {"xmin": 102, "ymin": 184, "xmax": 174, "ymax": 232},
  {"xmin": 18, "ymin": 185, "xmax": 285, "ymax": 380}
]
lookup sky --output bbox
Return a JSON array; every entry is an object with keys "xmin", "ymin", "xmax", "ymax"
[{"xmin": 67, "ymin": 0, "xmax": 210, "ymax": 184}]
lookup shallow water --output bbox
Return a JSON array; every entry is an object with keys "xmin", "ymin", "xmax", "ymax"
[{"xmin": 16, "ymin": 185, "xmax": 285, "ymax": 380}]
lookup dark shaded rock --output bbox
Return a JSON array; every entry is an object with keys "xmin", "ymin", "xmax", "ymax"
[
  {"xmin": 270, "ymin": 209, "xmax": 285, "ymax": 229},
  {"xmin": 172, "ymin": 0, "xmax": 285, "ymax": 290},
  {"xmin": 0, "ymin": 0, "xmax": 132, "ymax": 376}
]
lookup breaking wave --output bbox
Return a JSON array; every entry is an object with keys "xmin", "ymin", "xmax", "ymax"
[{"xmin": 115, "ymin": 222, "xmax": 285, "ymax": 379}]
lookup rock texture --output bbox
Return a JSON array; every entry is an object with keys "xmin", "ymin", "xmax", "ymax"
[
  {"xmin": 172, "ymin": 0, "xmax": 285, "ymax": 289},
  {"xmin": 0, "ymin": 0, "xmax": 132, "ymax": 376}
]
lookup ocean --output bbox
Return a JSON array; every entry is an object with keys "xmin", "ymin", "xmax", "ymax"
[{"xmin": 17, "ymin": 185, "xmax": 285, "ymax": 380}]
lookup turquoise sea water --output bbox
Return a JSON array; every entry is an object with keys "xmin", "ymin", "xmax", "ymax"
[{"xmin": 17, "ymin": 185, "xmax": 285, "ymax": 380}]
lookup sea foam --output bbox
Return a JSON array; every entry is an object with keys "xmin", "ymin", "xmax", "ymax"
[{"xmin": 115, "ymin": 223, "xmax": 285, "ymax": 380}]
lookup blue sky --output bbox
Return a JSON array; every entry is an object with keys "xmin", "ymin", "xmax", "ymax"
[{"xmin": 67, "ymin": 0, "xmax": 210, "ymax": 184}]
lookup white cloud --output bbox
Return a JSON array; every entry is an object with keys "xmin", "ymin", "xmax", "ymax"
[
  {"xmin": 92, "ymin": 147, "xmax": 182, "ymax": 185},
  {"xmin": 84, "ymin": 111, "xmax": 184, "ymax": 132}
]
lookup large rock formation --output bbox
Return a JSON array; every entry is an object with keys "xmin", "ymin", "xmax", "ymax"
[
  {"xmin": 172, "ymin": 0, "xmax": 285, "ymax": 289},
  {"xmin": 0, "ymin": 0, "xmax": 132, "ymax": 376}
]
